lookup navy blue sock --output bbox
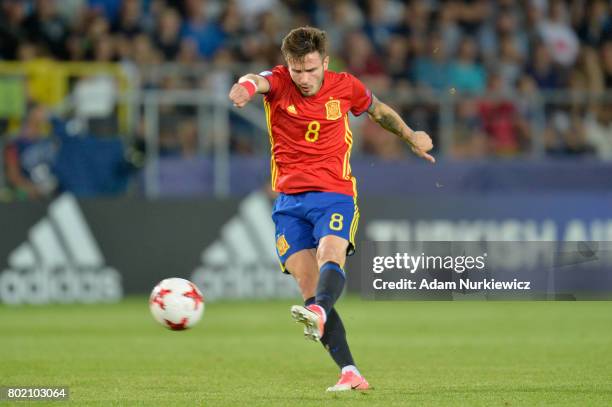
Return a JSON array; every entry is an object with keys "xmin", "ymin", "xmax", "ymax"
[
  {"xmin": 315, "ymin": 261, "xmax": 345, "ymax": 315},
  {"xmin": 304, "ymin": 297, "xmax": 355, "ymax": 369}
]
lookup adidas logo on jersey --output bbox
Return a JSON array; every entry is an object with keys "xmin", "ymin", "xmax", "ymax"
[
  {"xmin": 287, "ymin": 105, "xmax": 297, "ymax": 114},
  {"xmin": 191, "ymin": 191, "xmax": 299, "ymax": 301},
  {"xmin": 0, "ymin": 194, "xmax": 123, "ymax": 305}
]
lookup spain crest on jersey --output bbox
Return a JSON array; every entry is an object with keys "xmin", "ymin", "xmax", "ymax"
[
  {"xmin": 276, "ymin": 234, "xmax": 290, "ymax": 256},
  {"xmin": 325, "ymin": 99, "xmax": 342, "ymax": 120}
]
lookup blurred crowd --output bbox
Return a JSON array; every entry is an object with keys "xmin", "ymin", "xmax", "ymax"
[{"xmin": 1, "ymin": 0, "xmax": 611, "ymax": 199}]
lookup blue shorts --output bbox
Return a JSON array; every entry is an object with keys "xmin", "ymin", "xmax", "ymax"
[{"xmin": 272, "ymin": 192, "xmax": 360, "ymax": 274}]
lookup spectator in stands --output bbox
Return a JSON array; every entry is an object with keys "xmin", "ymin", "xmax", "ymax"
[
  {"xmin": 4, "ymin": 104, "xmax": 57, "ymax": 199},
  {"xmin": 235, "ymin": 0, "xmax": 280, "ymax": 26},
  {"xmin": 383, "ymin": 35, "xmax": 411, "ymax": 88},
  {"xmin": 130, "ymin": 33, "xmax": 161, "ymax": 66},
  {"xmin": 454, "ymin": 0, "xmax": 490, "ymax": 36},
  {"xmin": 180, "ymin": 0, "xmax": 225, "ymax": 59},
  {"xmin": 362, "ymin": 0, "xmax": 403, "ymax": 51},
  {"xmin": 538, "ymin": 0, "xmax": 580, "ymax": 68},
  {"xmin": 92, "ymin": 34, "xmax": 115, "ymax": 62},
  {"xmin": 342, "ymin": 30, "xmax": 388, "ymax": 93},
  {"xmin": 88, "ymin": 0, "xmax": 122, "ymax": 24},
  {"xmin": 218, "ymin": 0, "xmax": 245, "ymax": 61},
  {"xmin": 111, "ymin": 0, "xmax": 145, "ymax": 38},
  {"xmin": 316, "ymin": 1, "xmax": 363, "ymax": 55},
  {"xmin": 436, "ymin": 3, "xmax": 461, "ymax": 58},
  {"xmin": 256, "ymin": 11, "xmax": 283, "ymax": 65},
  {"xmin": 412, "ymin": 33, "xmax": 451, "ymax": 93},
  {"xmin": 480, "ymin": 7, "xmax": 528, "ymax": 64},
  {"xmin": 65, "ymin": 13, "xmax": 110, "ymax": 61},
  {"xmin": 153, "ymin": 6, "xmax": 182, "ymax": 60},
  {"xmin": 0, "ymin": 0, "xmax": 28, "ymax": 60},
  {"xmin": 54, "ymin": 0, "xmax": 86, "ymax": 27},
  {"xmin": 514, "ymin": 74, "xmax": 541, "ymax": 152},
  {"xmin": 451, "ymin": 99, "xmax": 488, "ymax": 159},
  {"xmin": 176, "ymin": 36, "xmax": 200, "ymax": 65},
  {"xmin": 585, "ymin": 104, "xmax": 612, "ymax": 160},
  {"xmin": 396, "ymin": 0, "xmax": 430, "ymax": 40},
  {"xmin": 16, "ymin": 41, "xmax": 38, "ymax": 61},
  {"xmin": 571, "ymin": 47, "xmax": 605, "ymax": 95},
  {"xmin": 449, "ymin": 37, "xmax": 486, "ymax": 94},
  {"xmin": 601, "ymin": 39, "xmax": 612, "ymax": 90},
  {"xmin": 550, "ymin": 68, "xmax": 595, "ymax": 156},
  {"xmin": 66, "ymin": 34, "xmax": 86, "ymax": 61},
  {"xmin": 85, "ymin": 13, "xmax": 111, "ymax": 46},
  {"xmin": 576, "ymin": 0, "xmax": 611, "ymax": 47},
  {"xmin": 22, "ymin": 0, "xmax": 70, "ymax": 59},
  {"xmin": 546, "ymin": 95, "xmax": 592, "ymax": 157},
  {"xmin": 527, "ymin": 42, "xmax": 561, "ymax": 89},
  {"xmin": 496, "ymin": 33, "xmax": 524, "ymax": 89},
  {"xmin": 478, "ymin": 74, "xmax": 521, "ymax": 156}
]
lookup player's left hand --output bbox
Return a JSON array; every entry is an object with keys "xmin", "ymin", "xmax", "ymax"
[{"xmin": 407, "ymin": 131, "xmax": 435, "ymax": 163}]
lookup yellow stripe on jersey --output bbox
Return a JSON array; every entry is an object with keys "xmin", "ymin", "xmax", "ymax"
[
  {"xmin": 345, "ymin": 114, "xmax": 359, "ymax": 242},
  {"xmin": 345, "ymin": 115, "xmax": 358, "ymax": 200},
  {"xmin": 340, "ymin": 114, "xmax": 359, "ymax": 245},
  {"xmin": 263, "ymin": 100, "xmax": 278, "ymax": 190},
  {"xmin": 343, "ymin": 115, "xmax": 354, "ymax": 180},
  {"xmin": 351, "ymin": 176, "xmax": 358, "ymax": 198}
]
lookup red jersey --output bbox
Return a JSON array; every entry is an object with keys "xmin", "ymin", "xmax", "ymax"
[{"xmin": 261, "ymin": 65, "xmax": 372, "ymax": 197}]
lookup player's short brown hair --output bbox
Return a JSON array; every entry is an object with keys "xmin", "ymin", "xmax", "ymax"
[{"xmin": 281, "ymin": 26, "xmax": 327, "ymax": 62}]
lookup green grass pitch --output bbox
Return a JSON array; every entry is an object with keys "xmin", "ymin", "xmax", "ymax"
[{"xmin": 1, "ymin": 297, "xmax": 612, "ymax": 406}]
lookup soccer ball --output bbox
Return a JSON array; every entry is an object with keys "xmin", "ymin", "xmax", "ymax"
[{"xmin": 149, "ymin": 278, "xmax": 205, "ymax": 330}]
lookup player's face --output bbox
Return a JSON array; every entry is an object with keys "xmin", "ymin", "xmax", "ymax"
[{"xmin": 287, "ymin": 52, "xmax": 329, "ymax": 96}]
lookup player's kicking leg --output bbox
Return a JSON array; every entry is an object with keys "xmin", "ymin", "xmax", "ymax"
[{"xmin": 286, "ymin": 242, "xmax": 369, "ymax": 391}]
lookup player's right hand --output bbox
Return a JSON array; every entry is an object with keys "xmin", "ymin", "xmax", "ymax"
[
  {"xmin": 228, "ymin": 83, "xmax": 252, "ymax": 108},
  {"xmin": 408, "ymin": 131, "xmax": 436, "ymax": 163}
]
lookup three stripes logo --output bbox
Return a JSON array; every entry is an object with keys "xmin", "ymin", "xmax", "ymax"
[
  {"xmin": 191, "ymin": 191, "xmax": 299, "ymax": 301},
  {"xmin": 0, "ymin": 194, "xmax": 122, "ymax": 305}
]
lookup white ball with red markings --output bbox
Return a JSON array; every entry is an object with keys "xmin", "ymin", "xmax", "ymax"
[{"xmin": 149, "ymin": 278, "xmax": 205, "ymax": 330}]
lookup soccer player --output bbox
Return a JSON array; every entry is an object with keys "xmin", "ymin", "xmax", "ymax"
[{"xmin": 228, "ymin": 26, "xmax": 434, "ymax": 391}]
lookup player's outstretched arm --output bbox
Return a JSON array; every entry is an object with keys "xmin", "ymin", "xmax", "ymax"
[
  {"xmin": 228, "ymin": 74, "xmax": 271, "ymax": 108},
  {"xmin": 367, "ymin": 96, "xmax": 435, "ymax": 163}
]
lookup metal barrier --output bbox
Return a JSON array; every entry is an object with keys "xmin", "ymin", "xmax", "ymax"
[
  {"xmin": 136, "ymin": 90, "xmax": 268, "ymax": 198},
  {"xmin": 1, "ymin": 61, "xmax": 611, "ymax": 199},
  {"xmin": 0, "ymin": 61, "xmax": 138, "ymax": 134},
  {"xmin": 134, "ymin": 86, "xmax": 611, "ymax": 198}
]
